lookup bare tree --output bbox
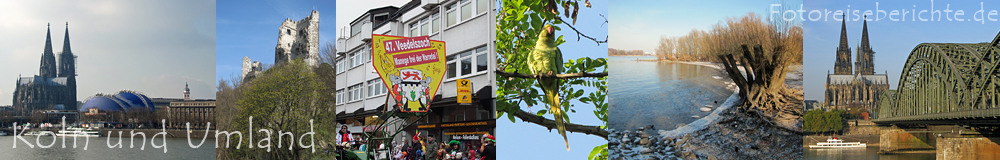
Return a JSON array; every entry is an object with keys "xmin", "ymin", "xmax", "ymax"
[{"xmin": 319, "ymin": 41, "xmax": 337, "ymax": 65}]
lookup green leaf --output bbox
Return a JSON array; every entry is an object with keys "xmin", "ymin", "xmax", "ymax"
[
  {"xmin": 588, "ymin": 143, "xmax": 608, "ymax": 160},
  {"xmin": 536, "ymin": 110, "xmax": 547, "ymax": 116},
  {"xmin": 507, "ymin": 111, "xmax": 517, "ymax": 123}
]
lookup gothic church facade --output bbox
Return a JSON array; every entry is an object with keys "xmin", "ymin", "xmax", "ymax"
[
  {"xmin": 825, "ymin": 15, "xmax": 889, "ymax": 118},
  {"xmin": 13, "ymin": 23, "xmax": 78, "ymax": 116}
]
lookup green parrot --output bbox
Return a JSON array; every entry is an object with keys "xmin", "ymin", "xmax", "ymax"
[{"xmin": 528, "ymin": 24, "xmax": 568, "ymax": 150}]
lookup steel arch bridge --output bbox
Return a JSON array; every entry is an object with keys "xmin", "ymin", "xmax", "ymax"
[{"xmin": 874, "ymin": 31, "xmax": 1000, "ymax": 124}]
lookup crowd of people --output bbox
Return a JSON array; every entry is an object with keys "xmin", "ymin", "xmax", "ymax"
[{"xmin": 337, "ymin": 125, "xmax": 496, "ymax": 160}]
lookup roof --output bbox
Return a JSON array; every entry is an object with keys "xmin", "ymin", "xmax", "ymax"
[
  {"xmin": 18, "ymin": 76, "xmax": 67, "ymax": 86},
  {"xmin": 828, "ymin": 74, "xmax": 889, "ymax": 85}
]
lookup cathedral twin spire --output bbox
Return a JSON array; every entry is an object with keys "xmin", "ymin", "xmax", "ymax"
[
  {"xmin": 833, "ymin": 15, "xmax": 875, "ymax": 75},
  {"xmin": 39, "ymin": 22, "xmax": 75, "ymax": 78},
  {"xmin": 40, "ymin": 23, "xmax": 57, "ymax": 77}
]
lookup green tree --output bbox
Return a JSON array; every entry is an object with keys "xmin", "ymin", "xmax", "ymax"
[
  {"xmin": 219, "ymin": 59, "xmax": 337, "ymax": 159},
  {"xmin": 496, "ymin": 0, "xmax": 608, "ymax": 159},
  {"xmin": 803, "ymin": 109, "xmax": 853, "ymax": 135},
  {"xmin": 802, "ymin": 109, "xmax": 823, "ymax": 132}
]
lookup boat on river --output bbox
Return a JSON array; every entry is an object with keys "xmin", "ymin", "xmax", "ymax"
[
  {"xmin": 809, "ymin": 137, "xmax": 866, "ymax": 148},
  {"xmin": 55, "ymin": 127, "xmax": 100, "ymax": 137},
  {"xmin": 22, "ymin": 131, "xmax": 51, "ymax": 136}
]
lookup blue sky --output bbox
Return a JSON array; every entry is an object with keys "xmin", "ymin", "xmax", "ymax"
[
  {"xmin": 215, "ymin": 0, "xmax": 335, "ymax": 84},
  {"xmin": 803, "ymin": 0, "xmax": 1000, "ymax": 101},
  {"xmin": 497, "ymin": 0, "xmax": 609, "ymax": 159},
  {"xmin": 610, "ymin": 0, "xmax": 804, "ymax": 52}
]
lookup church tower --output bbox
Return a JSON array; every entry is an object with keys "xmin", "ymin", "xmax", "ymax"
[
  {"xmin": 40, "ymin": 23, "xmax": 58, "ymax": 78},
  {"xmin": 184, "ymin": 82, "xmax": 191, "ymax": 100},
  {"xmin": 58, "ymin": 22, "xmax": 78, "ymax": 110},
  {"xmin": 856, "ymin": 15, "xmax": 876, "ymax": 75},
  {"xmin": 834, "ymin": 15, "xmax": 853, "ymax": 75}
]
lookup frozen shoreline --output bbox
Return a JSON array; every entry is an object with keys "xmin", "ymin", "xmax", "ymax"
[
  {"xmin": 629, "ymin": 59, "xmax": 741, "ymax": 137},
  {"xmin": 610, "ymin": 60, "xmax": 805, "ymax": 159}
]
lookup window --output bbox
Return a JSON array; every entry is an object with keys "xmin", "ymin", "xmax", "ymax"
[
  {"xmin": 461, "ymin": 0, "xmax": 472, "ymax": 22},
  {"xmin": 447, "ymin": 56, "xmax": 457, "ymax": 79},
  {"xmin": 431, "ymin": 13, "xmax": 440, "ymax": 33},
  {"xmin": 420, "ymin": 18, "xmax": 429, "ymax": 36},
  {"xmin": 348, "ymin": 83, "xmax": 364, "ymax": 102},
  {"xmin": 410, "ymin": 15, "xmax": 438, "ymax": 37},
  {"xmin": 477, "ymin": 0, "xmax": 488, "ymax": 15},
  {"xmin": 461, "ymin": 51, "xmax": 471, "ymax": 75},
  {"xmin": 446, "ymin": 45, "xmax": 489, "ymax": 79},
  {"xmin": 355, "ymin": 83, "xmax": 363, "ymax": 101},
  {"xmin": 336, "ymin": 89, "xmax": 344, "ymax": 104},
  {"xmin": 476, "ymin": 47, "xmax": 488, "ymax": 72},
  {"xmin": 336, "ymin": 59, "xmax": 346, "ymax": 74},
  {"xmin": 410, "ymin": 23, "xmax": 418, "ymax": 37},
  {"xmin": 348, "ymin": 53, "xmax": 356, "ymax": 68},
  {"xmin": 358, "ymin": 51, "xmax": 363, "ymax": 66},
  {"xmin": 345, "ymin": 50, "xmax": 369, "ymax": 70},
  {"xmin": 367, "ymin": 79, "xmax": 388, "ymax": 98},
  {"xmin": 446, "ymin": 4, "xmax": 457, "ymax": 26},
  {"xmin": 367, "ymin": 80, "xmax": 374, "ymax": 97},
  {"xmin": 446, "ymin": 0, "xmax": 487, "ymax": 27},
  {"xmin": 351, "ymin": 22, "xmax": 363, "ymax": 36}
]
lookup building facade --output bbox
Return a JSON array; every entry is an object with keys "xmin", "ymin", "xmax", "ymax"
[
  {"xmin": 165, "ymin": 99, "xmax": 216, "ymax": 129},
  {"xmin": 335, "ymin": 0, "xmax": 496, "ymax": 147},
  {"xmin": 825, "ymin": 15, "xmax": 889, "ymax": 117},
  {"xmin": 13, "ymin": 23, "xmax": 78, "ymax": 116}
]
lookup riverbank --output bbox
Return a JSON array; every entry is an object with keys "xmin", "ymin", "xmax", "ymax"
[
  {"xmin": 7, "ymin": 128, "xmax": 217, "ymax": 139},
  {"xmin": 100, "ymin": 129, "xmax": 217, "ymax": 139},
  {"xmin": 609, "ymin": 62, "xmax": 804, "ymax": 159},
  {"xmin": 611, "ymin": 54, "xmax": 656, "ymax": 57}
]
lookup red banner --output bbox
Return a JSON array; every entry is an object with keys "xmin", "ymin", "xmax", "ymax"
[
  {"xmin": 391, "ymin": 49, "xmax": 440, "ymax": 68},
  {"xmin": 383, "ymin": 36, "xmax": 431, "ymax": 54}
]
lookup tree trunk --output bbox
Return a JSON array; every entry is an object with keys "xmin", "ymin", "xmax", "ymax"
[{"xmin": 718, "ymin": 45, "xmax": 799, "ymax": 117}]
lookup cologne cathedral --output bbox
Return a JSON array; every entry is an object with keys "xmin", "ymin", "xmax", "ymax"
[
  {"xmin": 824, "ymin": 15, "xmax": 889, "ymax": 118},
  {"xmin": 13, "ymin": 23, "xmax": 78, "ymax": 116}
]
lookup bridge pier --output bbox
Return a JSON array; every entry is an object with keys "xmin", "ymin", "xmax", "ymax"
[
  {"xmin": 879, "ymin": 127, "xmax": 936, "ymax": 153},
  {"xmin": 936, "ymin": 136, "xmax": 1000, "ymax": 159}
]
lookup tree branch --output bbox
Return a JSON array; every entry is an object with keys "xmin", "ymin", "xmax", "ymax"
[
  {"xmin": 510, "ymin": 107, "xmax": 608, "ymax": 139},
  {"xmin": 554, "ymin": 16, "xmax": 607, "ymax": 45},
  {"xmin": 495, "ymin": 70, "xmax": 608, "ymax": 79}
]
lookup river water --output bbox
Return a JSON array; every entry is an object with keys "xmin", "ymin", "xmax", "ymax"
[
  {"xmin": 0, "ymin": 135, "xmax": 215, "ymax": 159},
  {"xmin": 608, "ymin": 56, "xmax": 733, "ymax": 131},
  {"xmin": 804, "ymin": 147, "xmax": 935, "ymax": 160}
]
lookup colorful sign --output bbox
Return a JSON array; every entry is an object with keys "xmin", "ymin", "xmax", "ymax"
[
  {"xmin": 457, "ymin": 79, "xmax": 472, "ymax": 104},
  {"xmin": 372, "ymin": 35, "xmax": 446, "ymax": 112}
]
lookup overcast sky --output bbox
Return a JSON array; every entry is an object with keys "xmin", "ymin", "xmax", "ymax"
[
  {"xmin": 0, "ymin": 0, "xmax": 216, "ymax": 105},
  {"xmin": 216, "ymin": 0, "xmax": 336, "ymax": 83}
]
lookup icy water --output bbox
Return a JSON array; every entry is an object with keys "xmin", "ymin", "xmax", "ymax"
[
  {"xmin": 0, "ymin": 136, "xmax": 215, "ymax": 159},
  {"xmin": 608, "ymin": 56, "xmax": 733, "ymax": 131},
  {"xmin": 804, "ymin": 147, "xmax": 934, "ymax": 160}
]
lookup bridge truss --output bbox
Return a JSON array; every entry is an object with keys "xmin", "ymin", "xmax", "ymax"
[{"xmin": 874, "ymin": 31, "xmax": 1000, "ymax": 124}]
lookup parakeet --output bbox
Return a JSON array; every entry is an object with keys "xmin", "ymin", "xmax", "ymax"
[{"xmin": 528, "ymin": 24, "xmax": 568, "ymax": 150}]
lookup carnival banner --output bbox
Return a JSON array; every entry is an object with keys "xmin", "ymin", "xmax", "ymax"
[{"xmin": 371, "ymin": 34, "xmax": 446, "ymax": 112}]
